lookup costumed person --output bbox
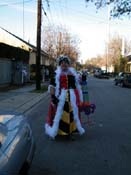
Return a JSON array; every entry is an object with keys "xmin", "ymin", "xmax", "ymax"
[
  {"xmin": 81, "ymin": 71, "xmax": 89, "ymax": 103},
  {"xmin": 80, "ymin": 71, "xmax": 96, "ymax": 125},
  {"xmin": 45, "ymin": 55, "xmax": 85, "ymax": 139}
]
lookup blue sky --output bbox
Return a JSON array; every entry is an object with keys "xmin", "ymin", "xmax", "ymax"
[{"xmin": 1, "ymin": 0, "xmax": 131, "ymax": 63}]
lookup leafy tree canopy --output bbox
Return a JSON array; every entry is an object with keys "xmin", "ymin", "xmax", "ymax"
[{"xmin": 85, "ymin": 0, "xmax": 131, "ymax": 18}]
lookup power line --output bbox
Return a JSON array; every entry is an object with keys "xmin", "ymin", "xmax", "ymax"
[
  {"xmin": 0, "ymin": 0, "xmax": 33, "ymax": 7},
  {"xmin": 42, "ymin": 3, "xmax": 52, "ymax": 24},
  {"xmin": 49, "ymin": 0, "xmax": 108, "ymax": 23},
  {"xmin": 41, "ymin": 1, "xmax": 56, "ymax": 30}
]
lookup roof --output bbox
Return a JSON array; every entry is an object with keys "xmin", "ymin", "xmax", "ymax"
[
  {"xmin": 0, "ymin": 27, "xmax": 33, "ymax": 51},
  {"xmin": 0, "ymin": 42, "xmax": 29, "ymax": 60},
  {"xmin": 0, "ymin": 27, "xmax": 49, "ymax": 57}
]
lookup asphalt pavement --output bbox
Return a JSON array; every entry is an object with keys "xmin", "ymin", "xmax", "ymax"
[{"xmin": 0, "ymin": 83, "xmax": 49, "ymax": 115}]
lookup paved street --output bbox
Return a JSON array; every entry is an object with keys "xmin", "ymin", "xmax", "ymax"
[{"xmin": 27, "ymin": 76, "xmax": 131, "ymax": 175}]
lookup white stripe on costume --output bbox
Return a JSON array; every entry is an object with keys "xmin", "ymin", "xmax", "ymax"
[
  {"xmin": 55, "ymin": 66, "xmax": 61, "ymax": 97},
  {"xmin": 45, "ymin": 89, "xmax": 67, "ymax": 138},
  {"xmin": 70, "ymin": 89, "xmax": 85, "ymax": 135},
  {"xmin": 54, "ymin": 66, "xmax": 83, "ymax": 102},
  {"xmin": 45, "ymin": 66, "xmax": 84, "ymax": 138},
  {"xmin": 69, "ymin": 67, "xmax": 83, "ymax": 102}
]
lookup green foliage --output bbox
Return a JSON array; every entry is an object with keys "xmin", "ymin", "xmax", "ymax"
[
  {"xmin": 114, "ymin": 63, "xmax": 120, "ymax": 73},
  {"xmin": 85, "ymin": 0, "xmax": 131, "ymax": 18},
  {"xmin": 31, "ymin": 85, "xmax": 48, "ymax": 93},
  {"xmin": 119, "ymin": 55, "xmax": 128, "ymax": 72}
]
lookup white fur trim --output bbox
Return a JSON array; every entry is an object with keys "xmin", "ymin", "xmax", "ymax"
[
  {"xmin": 55, "ymin": 66, "xmax": 61, "ymax": 97},
  {"xmin": 45, "ymin": 66, "xmax": 84, "ymax": 138},
  {"xmin": 45, "ymin": 89, "xmax": 67, "ymax": 138},
  {"xmin": 68, "ymin": 68, "xmax": 83, "ymax": 102},
  {"xmin": 70, "ymin": 89, "xmax": 85, "ymax": 135},
  {"xmin": 54, "ymin": 67, "xmax": 83, "ymax": 102},
  {"xmin": 76, "ymin": 83, "xmax": 83, "ymax": 102}
]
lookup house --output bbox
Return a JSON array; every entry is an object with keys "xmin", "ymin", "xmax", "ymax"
[
  {"xmin": 27, "ymin": 44, "xmax": 55, "ymax": 81},
  {"xmin": 0, "ymin": 27, "xmax": 53, "ymax": 86},
  {"xmin": 127, "ymin": 59, "xmax": 131, "ymax": 72},
  {"xmin": 124, "ymin": 52, "xmax": 131, "ymax": 72},
  {"xmin": 0, "ymin": 27, "xmax": 32, "ymax": 86}
]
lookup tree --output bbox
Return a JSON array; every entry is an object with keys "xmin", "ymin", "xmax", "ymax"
[
  {"xmin": 85, "ymin": 55, "xmax": 105, "ymax": 69},
  {"xmin": 41, "ymin": 25, "xmax": 80, "ymax": 64},
  {"xmin": 107, "ymin": 34, "xmax": 131, "ymax": 72},
  {"xmin": 119, "ymin": 55, "xmax": 128, "ymax": 72},
  {"xmin": 85, "ymin": 0, "xmax": 131, "ymax": 73},
  {"xmin": 108, "ymin": 35, "xmax": 122, "ymax": 67},
  {"xmin": 85, "ymin": 0, "xmax": 131, "ymax": 18},
  {"xmin": 84, "ymin": 34, "xmax": 131, "ymax": 72}
]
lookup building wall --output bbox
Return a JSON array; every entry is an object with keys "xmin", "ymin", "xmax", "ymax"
[
  {"xmin": 0, "ymin": 58, "xmax": 12, "ymax": 85},
  {"xmin": 0, "ymin": 43, "xmax": 29, "ymax": 85},
  {"xmin": 29, "ymin": 51, "xmax": 36, "ymax": 65},
  {"xmin": 12, "ymin": 61, "xmax": 29, "ymax": 85},
  {"xmin": 127, "ymin": 62, "xmax": 131, "ymax": 72},
  {"xmin": 29, "ymin": 51, "xmax": 50, "ymax": 66}
]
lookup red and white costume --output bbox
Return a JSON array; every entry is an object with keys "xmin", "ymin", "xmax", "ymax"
[{"xmin": 45, "ymin": 67, "xmax": 85, "ymax": 139}]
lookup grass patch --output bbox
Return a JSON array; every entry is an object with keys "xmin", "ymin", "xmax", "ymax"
[
  {"xmin": 0, "ymin": 85, "xmax": 21, "ymax": 92},
  {"xmin": 31, "ymin": 85, "xmax": 48, "ymax": 93}
]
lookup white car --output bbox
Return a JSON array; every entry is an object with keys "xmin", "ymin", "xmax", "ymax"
[{"xmin": 0, "ymin": 111, "xmax": 35, "ymax": 175}]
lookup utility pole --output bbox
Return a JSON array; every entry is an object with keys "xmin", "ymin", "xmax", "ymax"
[
  {"xmin": 59, "ymin": 32, "xmax": 62, "ymax": 55},
  {"xmin": 122, "ymin": 36, "xmax": 125, "ymax": 56},
  {"xmin": 106, "ymin": 0, "xmax": 110, "ymax": 72},
  {"xmin": 36, "ymin": 0, "xmax": 42, "ymax": 90},
  {"xmin": 23, "ymin": 0, "xmax": 25, "ymax": 39}
]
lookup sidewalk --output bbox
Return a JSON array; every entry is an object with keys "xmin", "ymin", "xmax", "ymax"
[{"xmin": 0, "ymin": 83, "xmax": 49, "ymax": 114}]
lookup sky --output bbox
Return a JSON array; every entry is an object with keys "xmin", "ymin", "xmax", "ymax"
[{"xmin": 1, "ymin": 0, "xmax": 131, "ymax": 63}]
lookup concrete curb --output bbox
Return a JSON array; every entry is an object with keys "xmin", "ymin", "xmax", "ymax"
[{"xmin": 0, "ymin": 91, "xmax": 49, "ymax": 114}]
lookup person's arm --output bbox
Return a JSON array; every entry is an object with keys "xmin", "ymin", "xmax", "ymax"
[
  {"xmin": 50, "ymin": 86, "xmax": 59, "ymax": 105},
  {"xmin": 50, "ymin": 85, "xmax": 55, "ymax": 95},
  {"xmin": 75, "ymin": 75, "xmax": 83, "ymax": 103},
  {"xmin": 48, "ymin": 75, "xmax": 55, "ymax": 94},
  {"xmin": 48, "ymin": 76, "xmax": 59, "ymax": 105}
]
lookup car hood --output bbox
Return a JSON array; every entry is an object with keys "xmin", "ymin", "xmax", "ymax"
[{"xmin": 0, "ymin": 112, "xmax": 24, "ymax": 150}]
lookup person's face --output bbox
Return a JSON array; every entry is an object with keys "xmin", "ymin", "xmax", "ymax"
[{"xmin": 60, "ymin": 60, "xmax": 69, "ymax": 71}]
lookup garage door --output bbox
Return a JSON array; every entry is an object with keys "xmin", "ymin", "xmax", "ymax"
[{"xmin": 0, "ymin": 59, "xmax": 12, "ymax": 84}]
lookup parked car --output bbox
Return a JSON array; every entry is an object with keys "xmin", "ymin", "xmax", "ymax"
[
  {"xmin": 121, "ymin": 73, "xmax": 131, "ymax": 88},
  {"xmin": 94, "ymin": 70, "xmax": 110, "ymax": 79},
  {"xmin": 114, "ymin": 72, "xmax": 126, "ymax": 86},
  {"xmin": 94, "ymin": 70, "xmax": 101, "ymax": 78},
  {"xmin": 0, "ymin": 111, "xmax": 35, "ymax": 175},
  {"xmin": 98, "ymin": 71, "xmax": 110, "ymax": 79}
]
